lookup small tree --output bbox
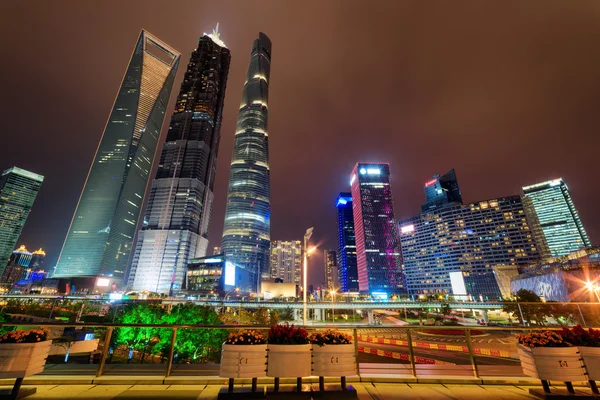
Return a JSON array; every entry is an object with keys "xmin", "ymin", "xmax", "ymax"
[
  {"xmin": 112, "ymin": 303, "xmax": 165, "ymax": 363},
  {"xmin": 502, "ymin": 289, "xmax": 547, "ymax": 326}
]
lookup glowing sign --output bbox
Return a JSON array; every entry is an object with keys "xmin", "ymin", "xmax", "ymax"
[
  {"xmin": 224, "ymin": 261, "xmax": 236, "ymax": 287},
  {"xmin": 359, "ymin": 168, "xmax": 367, "ymax": 175},
  {"xmin": 425, "ymin": 179, "xmax": 437, "ymax": 187},
  {"xmin": 350, "ymin": 174, "xmax": 356, "ymax": 185},
  {"xmin": 449, "ymin": 271, "xmax": 467, "ymax": 295},
  {"xmin": 109, "ymin": 293, "xmax": 123, "ymax": 301},
  {"xmin": 550, "ymin": 179, "xmax": 562, "ymax": 186},
  {"xmin": 96, "ymin": 278, "xmax": 110, "ymax": 287},
  {"xmin": 336, "ymin": 198, "xmax": 348, "ymax": 207},
  {"xmin": 401, "ymin": 224, "xmax": 415, "ymax": 234},
  {"xmin": 203, "ymin": 258, "xmax": 222, "ymax": 263},
  {"xmin": 367, "ymin": 168, "xmax": 380, "ymax": 175}
]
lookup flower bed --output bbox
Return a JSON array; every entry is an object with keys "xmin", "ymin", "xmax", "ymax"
[
  {"xmin": 219, "ymin": 330, "xmax": 267, "ymax": 378},
  {"xmin": 0, "ymin": 329, "xmax": 52, "ymax": 379},
  {"xmin": 310, "ymin": 330, "xmax": 356, "ymax": 377},
  {"xmin": 267, "ymin": 324, "xmax": 311, "ymax": 378}
]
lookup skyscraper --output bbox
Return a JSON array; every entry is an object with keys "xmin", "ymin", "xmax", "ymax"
[
  {"xmin": 221, "ymin": 33, "xmax": 272, "ymax": 292},
  {"xmin": 324, "ymin": 250, "xmax": 338, "ymax": 290},
  {"xmin": 350, "ymin": 163, "xmax": 404, "ymax": 295},
  {"xmin": 523, "ymin": 178, "xmax": 591, "ymax": 258},
  {"xmin": 0, "ymin": 167, "xmax": 43, "ymax": 275},
  {"xmin": 55, "ymin": 31, "xmax": 180, "ymax": 284},
  {"xmin": 422, "ymin": 168, "xmax": 462, "ymax": 212},
  {"xmin": 30, "ymin": 248, "xmax": 46, "ymax": 272},
  {"xmin": 128, "ymin": 28, "xmax": 230, "ymax": 294},
  {"xmin": 8, "ymin": 245, "xmax": 32, "ymax": 267},
  {"xmin": 269, "ymin": 240, "xmax": 301, "ymax": 284},
  {"xmin": 336, "ymin": 193, "xmax": 359, "ymax": 292}
]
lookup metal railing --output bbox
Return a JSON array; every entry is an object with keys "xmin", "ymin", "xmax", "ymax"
[{"xmin": 0, "ymin": 321, "xmax": 591, "ymax": 380}]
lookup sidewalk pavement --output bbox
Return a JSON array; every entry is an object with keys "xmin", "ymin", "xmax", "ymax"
[{"xmin": 0, "ymin": 383, "xmax": 549, "ymax": 399}]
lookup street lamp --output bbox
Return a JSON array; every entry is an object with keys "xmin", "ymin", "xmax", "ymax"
[
  {"xmin": 330, "ymin": 288, "xmax": 337, "ymax": 324},
  {"xmin": 585, "ymin": 281, "xmax": 600, "ymax": 302},
  {"xmin": 303, "ymin": 227, "xmax": 314, "ymax": 326},
  {"xmin": 222, "ymin": 288, "xmax": 239, "ymax": 313}
]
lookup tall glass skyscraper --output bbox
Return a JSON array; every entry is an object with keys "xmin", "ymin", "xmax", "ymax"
[
  {"xmin": 336, "ymin": 193, "xmax": 359, "ymax": 292},
  {"xmin": 421, "ymin": 168, "xmax": 462, "ymax": 212},
  {"xmin": 350, "ymin": 163, "xmax": 404, "ymax": 295},
  {"xmin": 127, "ymin": 28, "xmax": 231, "ymax": 295},
  {"xmin": 324, "ymin": 250, "xmax": 338, "ymax": 290},
  {"xmin": 523, "ymin": 178, "xmax": 591, "ymax": 258},
  {"xmin": 221, "ymin": 33, "xmax": 272, "ymax": 293},
  {"xmin": 55, "ymin": 31, "xmax": 180, "ymax": 283},
  {"xmin": 0, "ymin": 167, "xmax": 43, "ymax": 275}
]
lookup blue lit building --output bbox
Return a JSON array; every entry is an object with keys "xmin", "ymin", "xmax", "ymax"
[
  {"xmin": 336, "ymin": 193, "xmax": 359, "ymax": 292},
  {"xmin": 350, "ymin": 163, "xmax": 404, "ymax": 295},
  {"xmin": 522, "ymin": 178, "xmax": 591, "ymax": 258}
]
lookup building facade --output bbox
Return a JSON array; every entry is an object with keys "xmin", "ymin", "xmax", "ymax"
[
  {"xmin": 128, "ymin": 29, "xmax": 230, "ymax": 295},
  {"xmin": 8, "ymin": 245, "xmax": 32, "ymax": 267},
  {"xmin": 522, "ymin": 179, "xmax": 591, "ymax": 258},
  {"xmin": 400, "ymin": 195, "xmax": 548, "ymax": 299},
  {"xmin": 185, "ymin": 254, "xmax": 253, "ymax": 295},
  {"xmin": 221, "ymin": 33, "xmax": 272, "ymax": 293},
  {"xmin": 0, "ymin": 167, "xmax": 44, "ymax": 275},
  {"xmin": 30, "ymin": 248, "xmax": 46, "ymax": 272},
  {"xmin": 336, "ymin": 193, "xmax": 359, "ymax": 292},
  {"xmin": 324, "ymin": 250, "xmax": 338, "ymax": 290},
  {"xmin": 269, "ymin": 240, "xmax": 301, "ymax": 284},
  {"xmin": 422, "ymin": 169, "xmax": 462, "ymax": 212},
  {"xmin": 55, "ymin": 31, "xmax": 180, "ymax": 283},
  {"xmin": 350, "ymin": 163, "xmax": 404, "ymax": 295}
]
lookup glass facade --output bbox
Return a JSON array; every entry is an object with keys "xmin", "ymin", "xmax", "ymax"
[
  {"xmin": 400, "ymin": 195, "xmax": 548, "ymax": 299},
  {"xmin": 422, "ymin": 168, "xmax": 462, "ymax": 212},
  {"xmin": 55, "ymin": 31, "xmax": 180, "ymax": 281},
  {"xmin": 221, "ymin": 33, "xmax": 272, "ymax": 293},
  {"xmin": 127, "ymin": 29, "xmax": 230, "ymax": 295},
  {"xmin": 522, "ymin": 178, "xmax": 591, "ymax": 258},
  {"xmin": 324, "ymin": 250, "xmax": 338, "ymax": 290},
  {"xmin": 336, "ymin": 193, "xmax": 359, "ymax": 292},
  {"xmin": 0, "ymin": 167, "xmax": 44, "ymax": 275},
  {"xmin": 269, "ymin": 240, "xmax": 301, "ymax": 284},
  {"xmin": 350, "ymin": 163, "xmax": 404, "ymax": 294}
]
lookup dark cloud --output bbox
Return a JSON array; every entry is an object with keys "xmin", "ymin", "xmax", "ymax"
[{"xmin": 1, "ymin": 1, "xmax": 598, "ymax": 285}]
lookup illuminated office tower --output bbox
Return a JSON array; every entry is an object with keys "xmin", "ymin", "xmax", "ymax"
[
  {"xmin": 128, "ymin": 27, "xmax": 230, "ymax": 294},
  {"xmin": 30, "ymin": 248, "xmax": 46, "ymax": 272},
  {"xmin": 350, "ymin": 163, "xmax": 404, "ymax": 295},
  {"xmin": 324, "ymin": 250, "xmax": 338, "ymax": 290},
  {"xmin": 269, "ymin": 240, "xmax": 301, "ymax": 284},
  {"xmin": 523, "ymin": 179, "xmax": 591, "ymax": 257},
  {"xmin": 55, "ymin": 31, "xmax": 180, "ymax": 285},
  {"xmin": 221, "ymin": 33, "xmax": 272, "ymax": 292},
  {"xmin": 8, "ymin": 245, "xmax": 32, "ymax": 267},
  {"xmin": 421, "ymin": 169, "xmax": 462, "ymax": 212},
  {"xmin": 0, "ymin": 167, "xmax": 43, "ymax": 275},
  {"xmin": 336, "ymin": 193, "xmax": 359, "ymax": 292}
]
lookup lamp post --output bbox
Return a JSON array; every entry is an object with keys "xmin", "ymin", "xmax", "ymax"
[
  {"xmin": 585, "ymin": 281, "xmax": 600, "ymax": 302},
  {"xmin": 303, "ymin": 227, "xmax": 314, "ymax": 326},
  {"xmin": 330, "ymin": 288, "xmax": 337, "ymax": 323},
  {"xmin": 222, "ymin": 288, "xmax": 239, "ymax": 313}
]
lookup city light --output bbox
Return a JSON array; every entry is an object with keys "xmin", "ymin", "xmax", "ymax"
[{"xmin": 401, "ymin": 224, "xmax": 415, "ymax": 234}]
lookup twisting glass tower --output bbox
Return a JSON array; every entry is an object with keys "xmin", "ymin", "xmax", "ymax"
[
  {"xmin": 221, "ymin": 33, "xmax": 272, "ymax": 292},
  {"xmin": 55, "ymin": 31, "xmax": 180, "ymax": 283},
  {"xmin": 128, "ymin": 27, "xmax": 231, "ymax": 294}
]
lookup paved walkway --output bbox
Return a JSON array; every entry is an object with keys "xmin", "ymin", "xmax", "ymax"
[{"xmin": 0, "ymin": 383, "xmax": 568, "ymax": 399}]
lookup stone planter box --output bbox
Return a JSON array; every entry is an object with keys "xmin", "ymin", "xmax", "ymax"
[
  {"xmin": 0, "ymin": 340, "xmax": 52, "ymax": 379},
  {"xmin": 312, "ymin": 344, "xmax": 356, "ymax": 377},
  {"xmin": 219, "ymin": 344, "xmax": 267, "ymax": 378},
  {"xmin": 267, "ymin": 344, "xmax": 312, "ymax": 378},
  {"xmin": 517, "ymin": 344, "xmax": 586, "ymax": 382},
  {"xmin": 579, "ymin": 346, "xmax": 600, "ymax": 381}
]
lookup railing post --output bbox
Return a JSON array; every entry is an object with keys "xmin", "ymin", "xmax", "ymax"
[
  {"xmin": 517, "ymin": 303, "xmax": 525, "ymax": 326},
  {"xmin": 353, "ymin": 328, "xmax": 360, "ymax": 378},
  {"xmin": 165, "ymin": 327, "xmax": 178, "ymax": 377},
  {"xmin": 96, "ymin": 327, "xmax": 113, "ymax": 377},
  {"xmin": 576, "ymin": 304, "xmax": 587, "ymax": 327},
  {"xmin": 465, "ymin": 328, "xmax": 480, "ymax": 378},
  {"xmin": 406, "ymin": 329, "xmax": 416, "ymax": 378}
]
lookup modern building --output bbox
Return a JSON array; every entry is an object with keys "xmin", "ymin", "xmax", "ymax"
[
  {"xmin": 522, "ymin": 178, "xmax": 591, "ymax": 258},
  {"xmin": 213, "ymin": 247, "xmax": 221, "ymax": 256},
  {"xmin": 0, "ymin": 264, "xmax": 24, "ymax": 287},
  {"xmin": 30, "ymin": 248, "xmax": 46, "ymax": 272},
  {"xmin": 127, "ymin": 28, "xmax": 230, "ymax": 295},
  {"xmin": 8, "ymin": 245, "xmax": 32, "ymax": 267},
  {"xmin": 185, "ymin": 254, "xmax": 253, "ymax": 295},
  {"xmin": 422, "ymin": 169, "xmax": 462, "ymax": 212},
  {"xmin": 55, "ymin": 31, "xmax": 180, "ymax": 285},
  {"xmin": 400, "ymin": 188, "xmax": 549, "ymax": 299},
  {"xmin": 336, "ymin": 193, "xmax": 359, "ymax": 292},
  {"xmin": 269, "ymin": 240, "xmax": 301, "ymax": 284},
  {"xmin": 221, "ymin": 33, "xmax": 272, "ymax": 293},
  {"xmin": 0, "ymin": 167, "xmax": 44, "ymax": 275},
  {"xmin": 324, "ymin": 250, "xmax": 338, "ymax": 290},
  {"xmin": 510, "ymin": 247, "xmax": 600, "ymax": 302},
  {"xmin": 350, "ymin": 163, "xmax": 404, "ymax": 295}
]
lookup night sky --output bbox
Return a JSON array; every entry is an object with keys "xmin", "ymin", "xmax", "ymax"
[{"xmin": 2, "ymin": 1, "xmax": 599, "ymax": 285}]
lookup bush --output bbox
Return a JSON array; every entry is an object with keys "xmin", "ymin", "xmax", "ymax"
[
  {"xmin": 309, "ymin": 330, "xmax": 352, "ymax": 347},
  {"xmin": 268, "ymin": 323, "xmax": 309, "ymax": 344},
  {"xmin": 225, "ymin": 330, "xmax": 267, "ymax": 345}
]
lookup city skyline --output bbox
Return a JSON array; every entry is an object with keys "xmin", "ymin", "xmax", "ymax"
[{"xmin": 3, "ymin": 2, "xmax": 599, "ymax": 285}]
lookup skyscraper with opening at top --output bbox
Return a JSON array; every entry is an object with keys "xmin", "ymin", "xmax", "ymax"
[
  {"xmin": 221, "ymin": 33, "xmax": 272, "ymax": 293},
  {"xmin": 54, "ymin": 31, "xmax": 180, "ymax": 285}
]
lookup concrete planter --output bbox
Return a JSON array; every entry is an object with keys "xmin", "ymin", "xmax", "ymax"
[
  {"xmin": 0, "ymin": 340, "xmax": 52, "ymax": 379},
  {"xmin": 219, "ymin": 344, "xmax": 267, "ymax": 378},
  {"xmin": 517, "ymin": 344, "xmax": 585, "ymax": 382},
  {"xmin": 267, "ymin": 344, "xmax": 312, "ymax": 377},
  {"xmin": 579, "ymin": 346, "xmax": 600, "ymax": 381},
  {"xmin": 312, "ymin": 344, "xmax": 356, "ymax": 377}
]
